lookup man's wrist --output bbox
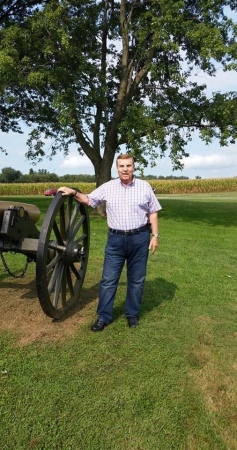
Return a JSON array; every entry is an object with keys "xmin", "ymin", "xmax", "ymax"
[{"xmin": 152, "ymin": 233, "xmax": 160, "ymax": 238}]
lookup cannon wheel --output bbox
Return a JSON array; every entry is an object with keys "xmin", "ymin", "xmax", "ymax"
[{"xmin": 36, "ymin": 192, "xmax": 90, "ymax": 319}]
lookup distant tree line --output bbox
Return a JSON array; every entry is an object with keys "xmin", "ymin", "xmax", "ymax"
[
  {"xmin": 0, "ymin": 167, "xmax": 192, "ymax": 183},
  {"xmin": 0, "ymin": 167, "xmax": 96, "ymax": 183},
  {"xmin": 142, "ymin": 175, "xmax": 189, "ymax": 180},
  {"xmin": 0, "ymin": 167, "xmax": 193, "ymax": 183}
]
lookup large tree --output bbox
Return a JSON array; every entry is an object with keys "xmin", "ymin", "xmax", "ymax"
[
  {"xmin": 0, "ymin": 0, "xmax": 237, "ymax": 185},
  {"xmin": 0, "ymin": 0, "xmax": 50, "ymax": 23}
]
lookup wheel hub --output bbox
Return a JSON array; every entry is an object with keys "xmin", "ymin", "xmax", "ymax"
[{"xmin": 63, "ymin": 241, "xmax": 84, "ymax": 265}]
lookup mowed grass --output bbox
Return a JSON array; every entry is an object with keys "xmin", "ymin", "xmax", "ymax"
[{"xmin": 0, "ymin": 193, "xmax": 237, "ymax": 450}]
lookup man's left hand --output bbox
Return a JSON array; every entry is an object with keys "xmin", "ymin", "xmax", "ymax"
[{"xmin": 149, "ymin": 237, "xmax": 159, "ymax": 254}]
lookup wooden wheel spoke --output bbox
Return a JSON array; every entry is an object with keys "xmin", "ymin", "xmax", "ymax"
[
  {"xmin": 61, "ymin": 270, "xmax": 67, "ymax": 307},
  {"xmin": 74, "ymin": 233, "xmax": 87, "ymax": 244},
  {"xmin": 52, "ymin": 264, "xmax": 65, "ymax": 308},
  {"xmin": 59, "ymin": 203, "xmax": 67, "ymax": 239},
  {"xmin": 70, "ymin": 215, "xmax": 85, "ymax": 240},
  {"xmin": 68, "ymin": 204, "xmax": 80, "ymax": 239},
  {"xmin": 53, "ymin": 221, "xmax": 64, "ymax": 245},
  {"xmin": 70, "ymin": 262, "xmax": 81, "ymax": 279},
  {"xmin": 65, "ymin": 198, "xmax": 73, "ymax": 233},
  {"xmin": 46, "ymin": 253, "xmax": 62, "ymax": 273},
  {"xmin": 47, "ymin": 260, "xmax": 62, "ymax": 295},
  {"xmin": 66, "ymin": 266, "xmax": 74, "ymax": 297}
]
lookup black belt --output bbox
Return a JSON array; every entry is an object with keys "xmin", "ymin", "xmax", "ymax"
[{"xmin": 109, "ymin": 224, "xmax": 149, "ymax": 235}]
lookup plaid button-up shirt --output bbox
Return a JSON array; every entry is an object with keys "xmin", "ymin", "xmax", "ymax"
[{"xmin": 88, "ymin": 177, "xmax": 162, "ymax": 230}]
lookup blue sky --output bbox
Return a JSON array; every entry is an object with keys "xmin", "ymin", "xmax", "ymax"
[{"xmin": 0, "ymin": 68, "xmax": 236, "ymax": 180}]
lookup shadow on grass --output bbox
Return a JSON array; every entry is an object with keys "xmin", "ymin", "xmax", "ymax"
[
  {"xmin": 161, "ymin": 199, "xmax": 237, "ymax": 228},
  {"xmin": 142, "ymin": 276, "xmax": 177, "ymax": 314},
  {"xmin": 0, "ymin": 277, "xmax": 37, "ymax": 294},
  {"xmin": 112, "ymin": 277, "xmax": 177, "ymax": 321},
  {"xmin": 0, "ymin": 274, "xmax": 100, "ymax": 322},
  {"xmin": 51, "ymin": 282, "xmax": 100, "ymax": 322},
  {"xmin": 0, "ymin": 273, "xmax": 176, "ymax": 324}
]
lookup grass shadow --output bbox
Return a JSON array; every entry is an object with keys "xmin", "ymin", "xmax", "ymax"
[
  {"xmin": 0, "ymin": 273, "xmax": 100, "ymax": 322},
  {"xmin": 54, "ymin": 282, "xmax": 100, "ymax": 322},
  {"xmin": 141, "ymin": 276, "xmax": 177, "ymax": 316},
  {"xmin": 0, "ymin": 278, "xmax": 37, "ymax": 295},
  {"xmin": 112, "ymin": 277, "xmax": 177, "ymax": 321},
  {"xmin": 161, "ymin": 199, "xmax": 237, "ymax": 228}
]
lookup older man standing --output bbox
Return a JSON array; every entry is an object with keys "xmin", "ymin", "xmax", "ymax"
[{"xmin": 58, "ymin": 154, "xmax": 162, "ymax": 331}]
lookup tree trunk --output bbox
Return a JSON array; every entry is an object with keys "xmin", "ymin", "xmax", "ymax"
[
  {"xmin": 95, "ymin": 161, "xmax": 112, "ymax": 187},
  {"xmin": 94, "ymin": 141, "xmax": 117, "ymax": 187},
  {"xmin": 92, "ymin": 158, "xmax": 109, "ymax": 218},
  {"xmin": 93, "ymin": 147, "xmax": 117, "ymax": 217}
]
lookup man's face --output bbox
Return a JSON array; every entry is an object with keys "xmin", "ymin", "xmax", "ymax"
[{"xmin": 117, "ymin": 157, "xmax": 135, "ymax": 184}]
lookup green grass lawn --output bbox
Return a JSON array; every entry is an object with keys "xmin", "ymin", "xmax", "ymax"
[{"xmin": 0, "ymin": 193, "xmax": 237, "ymax": 450}]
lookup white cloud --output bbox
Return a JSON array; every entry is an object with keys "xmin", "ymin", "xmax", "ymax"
[
  {"xmin": 183, "ymin": 148, "xmax": 237, "ymax": 171},
  {"xmin": 191, "ymin": 69, "xmax": 237, "ymax": 94},
  {"xmin": 60, "ymin": 154, "xmax": 93, "ymax": 170}
]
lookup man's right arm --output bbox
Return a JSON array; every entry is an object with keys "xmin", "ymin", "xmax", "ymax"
[{"xmin": 57, "ymin": 186, "xmax": 90, "ymax": 205}]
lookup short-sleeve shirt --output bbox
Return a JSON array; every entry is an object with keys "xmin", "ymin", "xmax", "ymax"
[{"xmin": 87, "ymin": 177, "xmax": 162, "ymax": 230}]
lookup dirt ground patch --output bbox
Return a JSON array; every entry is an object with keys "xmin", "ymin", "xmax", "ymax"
[{"xmin": 0, "ymin": 274, "xmax": 97, "ymax": 346}]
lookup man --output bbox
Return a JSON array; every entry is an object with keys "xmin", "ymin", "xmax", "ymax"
[{"xmin": 58, "ymin": 154, "xmax": 162, "ymax": 331}]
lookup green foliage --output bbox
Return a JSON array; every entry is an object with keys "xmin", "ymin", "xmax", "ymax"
[
  {"xmin": 0, "ymin": 167, "xmax": 58, "ymax": 183},
  {"xmin": 0, "ymin": 166, "xmax": 22, "ymax": 182},
  {"xmin": 18, "ymin": 172, "xmax": 59, "ymax": 183},
  {"xmin": 143, "ymin": 174, "xmax": 189, "ymax": 180},
  {"xmin": 59, "ymin": 173, "xmax": 95, "ymax": 183},
  {"xmin": 0, "ymin": 1, "xmax": 236, "ymax": 183},
  {"xmin": 0, "ymin": 1, "xmax": 49, "ymax": 24}
]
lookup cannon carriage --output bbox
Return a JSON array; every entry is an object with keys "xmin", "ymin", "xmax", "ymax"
[{"xmin": 0, "ymin": 192, "xmax": 90, "ymax": 319}]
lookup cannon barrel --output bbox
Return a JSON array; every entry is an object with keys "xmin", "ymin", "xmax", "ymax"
[
  {"xmin": 0, "ymin": 201, "xmax": 40, "ymax": 223},
  {"xmin": 0, "ymin": 201, "xmax": 40, "ymax": 244}
]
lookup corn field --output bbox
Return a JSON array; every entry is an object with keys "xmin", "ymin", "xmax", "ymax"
[
  {"xmin": 0, "ymin": 178, "xmax": 237, "ymax": 196},
  {"xmin": 149, "ymin": 177, "xmax": 237, "ymax": 194}
]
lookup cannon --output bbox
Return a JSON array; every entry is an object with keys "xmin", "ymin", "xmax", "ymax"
[{"xmin": 0, "ymin": 192, "xmax": 90, "ymax": 319}]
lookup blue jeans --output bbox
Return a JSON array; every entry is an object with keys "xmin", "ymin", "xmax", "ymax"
[{"xmin": 97, "ymin": 230, "xmax": 150, "ymax": 323}]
